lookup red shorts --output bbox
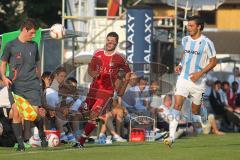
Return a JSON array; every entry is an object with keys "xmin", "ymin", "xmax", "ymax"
[{"xmin": 85, "ymin": 88, "xmax": 113, "ymax": 118}]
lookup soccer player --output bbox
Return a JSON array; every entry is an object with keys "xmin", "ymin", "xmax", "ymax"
[
  {"xmin": 1, "ymin": 18, "xmax": 48, "ymax": 151},
  {"xmin": 163, "ymin": 16, "xmax": 217, "ymax": 147},
  {"xmin": 73, "ymin": 32, "xmax": 131, "ymax": 148}
]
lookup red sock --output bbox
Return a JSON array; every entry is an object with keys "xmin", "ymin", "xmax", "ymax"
[{"xmin": 79, "ymin": 122, "xmax": 96, "ymax": 145}]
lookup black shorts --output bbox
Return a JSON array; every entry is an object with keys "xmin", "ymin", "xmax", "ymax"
[{"xmin": 8, "ymin": 84, "xmax": 41, "ymax": 107}]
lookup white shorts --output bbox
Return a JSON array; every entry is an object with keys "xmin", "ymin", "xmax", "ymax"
[{"xmin": 175, "ymin": 78, "xmax": 206, "ymax": 105}]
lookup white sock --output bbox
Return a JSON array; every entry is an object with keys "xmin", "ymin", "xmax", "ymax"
[{"xmin": 169, "ymin": 109, "xmax": 180, "ymax": 141}]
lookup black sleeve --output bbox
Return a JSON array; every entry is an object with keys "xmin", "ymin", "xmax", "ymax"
[{"xmin": 1, "ymin": 43, "xmax": 11, "ymax": 62}]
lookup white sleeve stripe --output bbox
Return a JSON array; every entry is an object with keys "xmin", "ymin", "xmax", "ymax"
[{"xmin": 207, "ymin": 42, "xmax": 215, "ymax": 57}]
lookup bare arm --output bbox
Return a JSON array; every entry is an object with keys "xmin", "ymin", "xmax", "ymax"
[
  {"xmin": 0, "ymin": 60, "xmax": 12, "ymax": 88},
  {"xmin": 199, "ymin": 57, "xmax": 217, "ymax": 75},
  {"xmin": 175, "ymin": 52, "xmax": 184, "ymax": 73},
  {"xmin": 190, "ymin": 57, "xmax": 217, "ymax": 82}
]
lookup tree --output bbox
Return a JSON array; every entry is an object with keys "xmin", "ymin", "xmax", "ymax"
[
  {"xmin": 0, "ymin": 0, "xmax": 62, "ymax": 34},
  {"xmin": 0, "ymin": 0, "xmax": 24, "ymax": 33}
]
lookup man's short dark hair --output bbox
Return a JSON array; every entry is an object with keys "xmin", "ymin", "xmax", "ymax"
[
  {"xmin": 20, "ymin": 18, "xmax": 39, "ymax": 31},
  {"xmin": 214, "ymin": 80, "xmax": 222, "ymax": 85},
  {"xmin": 107, "ymin": 32, "xmax": 119, "ymax": 43},
  {"xmin": 67, "ymin": 77, "xmax": 78, "ymax": 84},
  {"xmin": 188, "ymin": 15, "xmax": 204, "ymax": 31}
]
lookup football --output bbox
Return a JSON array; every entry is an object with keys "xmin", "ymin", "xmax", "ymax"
[
  {"xmin": 47, "ymin": 133, "xmax": 60, "ymax": 147},
  {"xmin": 29, "ymin": 136, "xmax": 41, "ymax": 147},
  {"xmin": 49, "ymin": 23, "xmax": 65, "ymax": 39}
]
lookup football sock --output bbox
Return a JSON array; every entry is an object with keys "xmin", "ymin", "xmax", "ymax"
[
  {"xmin": 79, "ymin": 121, "xmax": 96, "ymax": 145},
  {"xmin": 169, "ymin": 109, "xmax": 180, "ymax": 141},
  {"xmin": 12, "ymin": 123, "xmax": 24, "ymax": 148},
  {"xmin": 23, "ymin": 120, "xmax": 32, "ymax": 141}
]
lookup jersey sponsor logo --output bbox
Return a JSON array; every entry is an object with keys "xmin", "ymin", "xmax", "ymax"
[
  {"xmin": 184, "ymin": 49, "xmax": 200, "ymax": 55},
  {"xmin": 16, "ymin": 52, "xmax": 21, "ymax": 59},
  {"xmin": 96, "ymin": 65, "xmax": 113, "ymax": 74}
]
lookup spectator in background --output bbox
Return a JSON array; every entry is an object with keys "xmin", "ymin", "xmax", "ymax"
[
  {"xmin": 149, "ymin": 80, "xmax": 162, "ymax": 120},
  {"xmin": 228, "ymin": 67, "xmax": 240, "ymax": 93},
  {"xmin": 209, "ymin": 80, "xmax": 240, "ymax": 130},
  {"xmin": 98, "ymin": 96, "xmax": 127, "ymax": 143},
  {"xmin": 122, "ymin": 77, "xmax": 150, "ymax": 115},
  {"xmin": 41, "ymin": 71, "xmax": 52, "ymax": 91},
  {"xmin": 50, "ymin": 66, "xmax": 67, "ymax": 92},
  {"xmin": 222, "ymin": 81, "xmax": 237, "ymax": 111}
]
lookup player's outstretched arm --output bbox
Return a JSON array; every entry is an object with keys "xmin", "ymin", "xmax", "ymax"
[
  {"xmin": 175, "ymin": 52, "xmax": 184, "ymax": 74},
  {"xmin": 0, "ymin": 60, "xmax": 12, "ymax": 88}
]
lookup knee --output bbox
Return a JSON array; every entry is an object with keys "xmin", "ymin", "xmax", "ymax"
[{"xmin": 12, "ymin": 105, "xmax": 20, "ymax": 119}]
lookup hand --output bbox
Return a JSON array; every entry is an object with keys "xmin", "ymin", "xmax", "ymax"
[
  {"xmin": 2, "ymin": 77, "xmax": 12, "ymax": 88},
  {"xmin": 175, "ymin": 65, "xmax": 182, "ymax": 74},
  {"xmin": 125, "ymin": 72, "xmax": 132, "ymax": 81},
  {"xmin": 189, "ymin": 71, "xmax": 203, "ymax": 82},
  {"xmin": 62, "ymin": 108, "xmax": 69, "ymax": 117}
]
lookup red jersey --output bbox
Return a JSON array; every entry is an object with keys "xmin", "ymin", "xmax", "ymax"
[{"xmin": 89, "ymin": 49, "xmax": 130, "ymax": 91}]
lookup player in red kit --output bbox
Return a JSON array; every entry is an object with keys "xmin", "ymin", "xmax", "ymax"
[{"xmin": 73, "ymin": 32, "xmax": 131, "ymax": 148}]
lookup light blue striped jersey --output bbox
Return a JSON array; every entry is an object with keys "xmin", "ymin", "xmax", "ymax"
[{"xmin": 180, "ymin": 35, "xmax": 216, "ymax": 81}]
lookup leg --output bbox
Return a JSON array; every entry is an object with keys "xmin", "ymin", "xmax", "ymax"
[
  {"xmin": 192, "ymin": 91, "xmax": 207, "ymax": 123},
  {"xmin": 77, "ymin": 98, "xmax": 112, "ymax": 146},
  {"xmin": 11, "ymin": 103, "xmax": 25, "ymax": 151},
  {"xmin": 192, "ymin": 103, "xmax": 201, "ymax": 115},
  {"xmin": 169, "ymin": 95, "xmax": 185, "ymax": 139},
  {"xmin": 114, "ymin": 109, "xmax": 124, "ymax": 136},
  {"xmin": 208, "ymin": 114, "xmax": 225, "ymax": 135},
  {"xmin": 33, "ymin": 106, "xmax": 48, "ymax": 147},
  {"xmin": 23, "ymin": 120, "xmax": 32, "ymax": 141},
  {"xmin": 164, "ymin": 95, "xmax": 185, "ymax": 147}
]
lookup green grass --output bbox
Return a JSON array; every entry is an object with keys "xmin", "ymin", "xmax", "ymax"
[{"xmin": 0, "ymin": 133, "xmax": 239, "ymax": 160}]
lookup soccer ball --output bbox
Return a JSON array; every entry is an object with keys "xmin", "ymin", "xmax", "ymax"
[
  {"xmin": 29, "ymin": 136, "xmax": 41, "ymax": 147},
  {"xmin": 49, "ymin": 24, "xmax": 65, "ymax": 39},
  {"xmin": 47, "ymin": 133, "xmax": 60, "ymax": 147}
]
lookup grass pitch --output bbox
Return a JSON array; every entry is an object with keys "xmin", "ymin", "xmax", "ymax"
[{"xmin": 0, "ymin": 133, "xmax": 239, "ymax": 160}]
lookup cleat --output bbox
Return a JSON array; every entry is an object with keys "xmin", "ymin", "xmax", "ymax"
[
  {"xmin": 163, "ymin": 138, "xmax": 173, "ymax": 148},
  {"xmin": 16, "ymin": 144, "xmax": 25, "ymax": 152},
  {"xmin": 98, "ymin": 134, "xmax": 106, "ymax": 144},
  {"xmin": 112, "ymin": 135, "xmax": 127, "ymax": 142},
  {"xmin": 67, "ymin": 134, "xmax": 77, "ymax": 143},
  {"xmin": 72, "ymin": 142, "xmax": 84, "ymax": 149}
]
